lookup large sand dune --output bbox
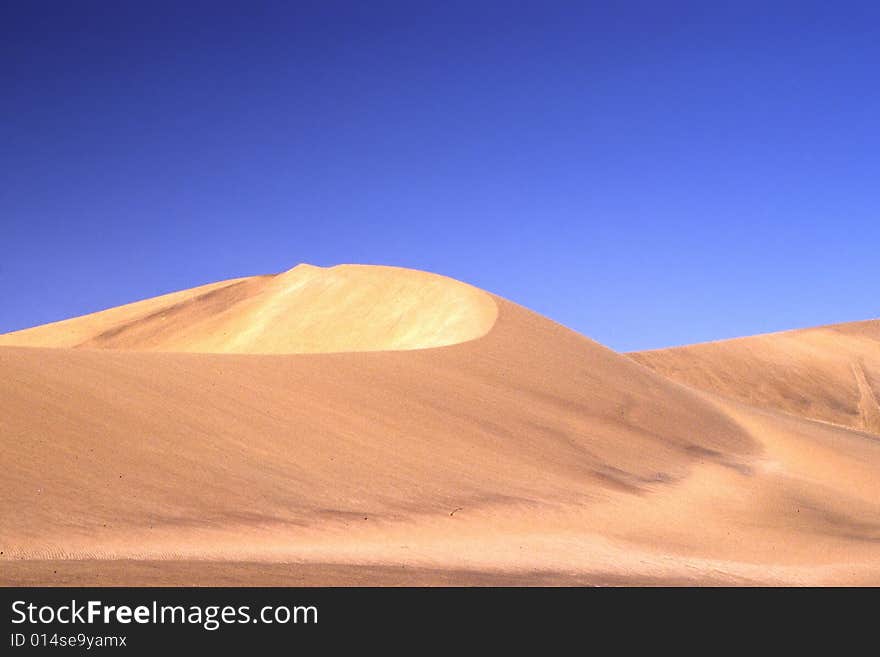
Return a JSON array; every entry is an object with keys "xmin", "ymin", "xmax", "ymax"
[{"xmin": 2, "ymin": 265, "xmax": 879, "ymax": 585}]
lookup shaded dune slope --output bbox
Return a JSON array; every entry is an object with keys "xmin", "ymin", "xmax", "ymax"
[
  {"xmin": 2, "ymin": 265, "xmax": 879, "ymax": 584},
  {"xmin": 631, "ymin": 320, "xmax": 880, "ymax": 435}
]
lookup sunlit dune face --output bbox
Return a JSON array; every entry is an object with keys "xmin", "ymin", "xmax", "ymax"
[{"xmin": 0, "ymin": 264, "xmax": 499, "ymax": 354}]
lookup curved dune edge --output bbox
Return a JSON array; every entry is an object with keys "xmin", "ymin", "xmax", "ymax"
[{"xmin": 0, "ymin": 264, "xmax": 499, "ymax": 354}]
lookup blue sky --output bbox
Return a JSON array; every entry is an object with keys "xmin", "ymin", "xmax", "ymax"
[{"xmin": 2, "ymin": 2, "xmax": 878, "ymax": 351}]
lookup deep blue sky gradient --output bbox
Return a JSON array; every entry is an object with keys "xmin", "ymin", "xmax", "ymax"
[{"xmin": 2, "ymin": 2, "xmax": 878, "ymax": 350}]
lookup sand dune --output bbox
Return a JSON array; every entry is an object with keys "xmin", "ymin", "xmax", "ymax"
[
  {"xmin": 2, "ymin": 265, "xmax": 879, "ymax": 585},
  {"xmin": 631, "ymin": 320, "xmax": 880, "ymax": 435}
]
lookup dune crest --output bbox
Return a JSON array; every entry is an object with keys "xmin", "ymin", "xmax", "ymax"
[{"xmin": 0, "ymin": 264, "xmax": 498, "ymax": 354}]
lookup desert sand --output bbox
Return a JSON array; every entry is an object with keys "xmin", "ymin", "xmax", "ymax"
[{"xmin": 1, "ymin": 264, "xmax": 878, "ymax": 585}]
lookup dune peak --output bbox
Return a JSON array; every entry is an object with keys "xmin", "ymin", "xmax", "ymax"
[{"xmin": 0, "ymin": 264, "xmax": 499, "ymax": 354}]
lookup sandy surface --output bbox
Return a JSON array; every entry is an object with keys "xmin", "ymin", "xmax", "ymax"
[
  {"xmin": 631, "ymin": 319, "xmax": 880, "ymax": 434},
  {"xmin": 1, "ymin": 264, "xmax": 878, "ymax": 585}
]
